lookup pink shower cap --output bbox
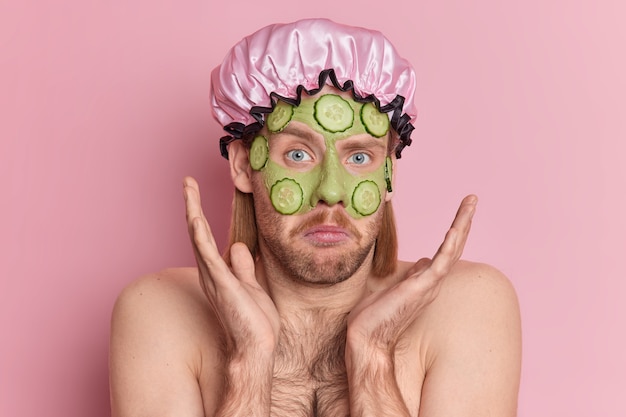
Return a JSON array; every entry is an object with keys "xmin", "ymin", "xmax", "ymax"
[{"xmin": 211, "ymin": 18, "xmax": 417, "ymax": 159}]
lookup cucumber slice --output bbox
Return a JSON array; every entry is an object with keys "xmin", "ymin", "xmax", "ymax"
[
  {"xmin": 314, "ymin": 94, "xmax": 354, "ymax": 133},
  {"xmin": 360, "ymin": 102, "xmax": 390, "ymax": 138},
  {"xmin": 266, "ymin": 101, "xmax": 294, "ymax": 132},
  {"xmin": 250, "ymin": 135, "xmax": 269, "ymax": 170},
  {"xmin": 384, "ymin": 157, "xmax": 393, "ymax": 192},
  {"xmin": 270, "ymin": 178, "xmax": 303, "ymax": 215},
  {"xmin": 352, "ymin": 180, "xmax": 381, "ymax": 216}
]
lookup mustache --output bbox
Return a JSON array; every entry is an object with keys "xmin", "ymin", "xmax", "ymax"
[{"xmin": 289, "ymin": 209, "xmax": 362, "ymax": 240}]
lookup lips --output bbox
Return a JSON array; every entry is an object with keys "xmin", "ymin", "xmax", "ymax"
[
  {"xmin": 303, "ymin": 225, "xmax": 351, "ymax": 245},
  {"xmin": 289, "ymin": 206, "xmax": 362, "ymax": 239}
]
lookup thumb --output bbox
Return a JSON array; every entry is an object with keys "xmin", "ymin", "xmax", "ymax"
[
  {"xmin": 407, "ymin": 257, "xmax": 432, "ymax": 278},
  {"xmin": 229, "ymin": 242, "xmax": 257, "ymax": 285}
]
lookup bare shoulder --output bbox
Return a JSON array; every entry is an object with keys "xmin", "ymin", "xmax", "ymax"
[
  {"xmin": 111, "ymin": 267, "xmax": 215, "ymax": 346},
  {"xmin": 109, "ymin": 268, "xmax": 222, "ymax": 417},
  {"xmin": 409, "ymin": 260, "xmax": 522, "ymax": 416},
  {"xmin": 433, "ymin": 260, "xmax": 519, "ymax": 320},
  {"xmin": 396, "ymin": 258, "xmax": 520, "ymax": 327},
  {"xmin": 414, "ymin": 259, "xmax": 521, "ymax": 354},
  {"xmin": 112, "ymin": 267, "xmax": 208, "ymax": 320}
]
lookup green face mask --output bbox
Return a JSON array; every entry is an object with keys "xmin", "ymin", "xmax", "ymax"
[{"xmin": 249, "ymin": 93, "xmax": 394, "ymax": 219}]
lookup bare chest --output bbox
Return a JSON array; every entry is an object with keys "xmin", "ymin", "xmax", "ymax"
[
  {"xmin": 268, "ymin": 328, "xmax": 425, "ymax": 417},
  {"xmin": 197, "ymin": 312, "xmax": 426, "ymax": 416},
  {"xmin": 270, "ymin": 329, "xmax": 350, "ymax": 417},
  {"xmin": 272, "ymin": 316, "xmax": 350, "ymax": 417}
]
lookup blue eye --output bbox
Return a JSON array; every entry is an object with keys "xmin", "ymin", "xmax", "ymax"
[
  {"xmin": 347, "ymin": 152, "xmax": 371, "ymax": 165},
  {"xmin": 286, "ymin": 149, "xmax": 312, "ymax": 162}
]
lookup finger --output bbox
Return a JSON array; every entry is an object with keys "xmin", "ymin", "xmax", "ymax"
[
  {"xmin": 184, "ymin": 178, "xmax": 221, "ymax": 253},
  {"xmin": 440, "ymin": 195, "xmax": 477, "ymax": 257},
  {"xmin": 427, "ymin": 227, "xmax": 458, "ymax": 278},
  {"xmin": 449, "ymin": 194, "xmax": 477, "ymax": 230},
  {"xmin": 229, "ymin": 242, "xmax": 257, "ymax": 286},
  {"xmin": 183, "ymin": 178, "xmax": 213, "ymax": 258},
  {"xmin": 190, "ymin": 217, "xmax": 217, "ymax": 290},
  {"xmin": 191, "ymin": 216, "xmax": 233, "ymax": 287},
  {"xmin": 449, "ymin": 194, "xmax": 477, "ymax": 250},
  {"xmin": 183, "ymin": 177, "xmax": 231, "ymax": 289},
  {"xmin": 428, "ymin": 196, "xmax": 477, "ymax": 278},
  {"xmin": 407, "ymin": 257, "xmax": 432, "ymax": 277},
  {"xmin": 183, "ymin": 178, "xmax": 214, "ymax": 235}
]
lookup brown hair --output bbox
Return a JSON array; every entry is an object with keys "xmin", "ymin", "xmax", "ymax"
[
  {"xmin": 224, "ymin": 189, "xmax": 398, "ymax": 277},
  {"xmin": 223, "ymin": 189, "xmax": 257, "ymax": 266}
]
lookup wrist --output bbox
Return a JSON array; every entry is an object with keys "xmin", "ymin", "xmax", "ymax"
[
  {"xmin": 345, "ymin": 329, "xmax": 393, "ymax": 371},
  {"xmin": 227, "ymin": 349, "xmax": 275, "ymax": 380},
  {"xmin": 225, "ymin": 331, "xmax": 277, "ymax": 363},
  {"xmin": 345, "ymin": 348, "xmax": 410, "ymax": 417},
  {"xmin": 345, "ymin": 343, "xmax": 393, "ymax": 378},
  {"xmin": 218, "ymin": 353, "xmax": 275, "ymax": 417}
]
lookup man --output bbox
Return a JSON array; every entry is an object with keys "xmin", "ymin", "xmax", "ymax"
[{"xmin": 109, "ymin": 18, "xmax": 521, "ymax": 417}]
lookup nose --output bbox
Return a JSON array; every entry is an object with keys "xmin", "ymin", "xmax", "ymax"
[{"xmin": 310, "ymin": 152, "xmax": 347, "ymax": 207}]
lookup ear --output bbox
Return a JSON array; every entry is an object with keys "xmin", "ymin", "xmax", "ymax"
[
  {"xmin": 228, "ymin": 140, "xmax": 253, "ymax": 193},
  {"xmin": 384, "ymin": 155, "xmax": 397, "ymax": 202}
]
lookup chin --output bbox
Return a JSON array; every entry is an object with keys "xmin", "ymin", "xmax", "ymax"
[{"xmin": 268, "ymin": 237, "xmax": 375, "ymax": 286}]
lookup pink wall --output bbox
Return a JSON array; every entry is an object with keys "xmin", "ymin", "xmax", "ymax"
[{"xmin": 2, "ymin": 0, "xmax": 624, "ymax": 415}]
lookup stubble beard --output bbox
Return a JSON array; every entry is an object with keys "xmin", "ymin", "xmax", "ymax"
[{"xmin": 255, "ymin": 198, "xmax": 383, "ymax": 286}]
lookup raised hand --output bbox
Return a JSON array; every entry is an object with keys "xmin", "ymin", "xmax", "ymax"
[
  {"xmin": 346, "ymin": 195, "xmax": 478, "ymax": 353},
  {"xmin": 183, "ymin": 176, "xmax": 280, "ymax": 357}
]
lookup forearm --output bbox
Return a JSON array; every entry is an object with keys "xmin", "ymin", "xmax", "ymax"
[
  {"xmin": 346, "ymin": 345, "xmax": 411, "ymax": 417},
  {"xmin": 216, "ymin": 352, "xmax": 274, "ymax": 417}
]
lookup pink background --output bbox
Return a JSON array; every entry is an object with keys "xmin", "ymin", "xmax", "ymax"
[{"xmin": 2, "ymin": 0, "xmax": 625, "ymax": 415}]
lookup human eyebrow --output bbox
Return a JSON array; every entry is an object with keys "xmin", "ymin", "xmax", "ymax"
[
  {"xmin": 271, "ymin": 124, "xmax": 319, "ymax": 143},
  {"xmin": 338, "ymin": 136, "xmax": 387, "ymax": 153}
]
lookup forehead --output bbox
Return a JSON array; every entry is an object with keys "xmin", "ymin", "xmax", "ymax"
[{"xmin": 264, "ymin": 87, "xmax": 391, "ymax": 146}]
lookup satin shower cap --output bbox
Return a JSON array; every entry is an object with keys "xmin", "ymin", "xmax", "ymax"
[{"xmin": 211, "ymin": 18, "xmax": 417, "ymax": 159}]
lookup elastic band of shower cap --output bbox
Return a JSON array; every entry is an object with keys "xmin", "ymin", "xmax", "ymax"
[{"xmin": 210, "ymin": 18, "xmax": 417, "ymax": 159}]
